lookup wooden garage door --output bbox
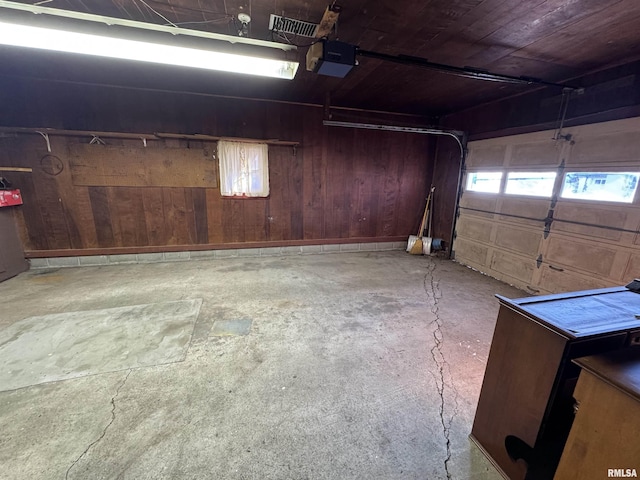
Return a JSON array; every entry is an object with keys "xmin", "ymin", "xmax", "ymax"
[{"xmin": 453, "ymin": 117, "xmax": 640, "ymax": 295}]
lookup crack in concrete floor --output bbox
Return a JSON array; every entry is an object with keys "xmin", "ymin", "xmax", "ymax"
[
  {"xmin": 65, "ymin": 370, "xmax": 132, "ymax": 480},
  {"xmin": 424, "ymin": 258, "xmax": 460, "ymax": 480}
]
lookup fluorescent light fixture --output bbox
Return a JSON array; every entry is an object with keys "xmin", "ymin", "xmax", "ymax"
[
  {"xmin": 0, "ymin": 1, "xmax": 299, "ymax": 80},
  {"xmin": 0, "ymin": 22, "xmax": 298, "ymax": 79}
]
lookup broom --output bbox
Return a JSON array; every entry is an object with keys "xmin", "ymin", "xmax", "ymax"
[{"xmin": 407, "ymin": 186, "xmax": 435, "ymax": 255}]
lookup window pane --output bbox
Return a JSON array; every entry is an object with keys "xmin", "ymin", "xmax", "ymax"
[
  {"xmin": 466, "ymin": 171, "xmax": 502, "ymax": 193},
  {"xmin": 561, "ymin": 172, "xmax": 639, "ymax": 203},
  {"xmin": 505, "ymin": 171, "xmax": 556, "ymax": 197}
]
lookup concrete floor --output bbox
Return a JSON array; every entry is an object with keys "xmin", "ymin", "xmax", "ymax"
[{"xmin": 0, "ymin": 251, "xmax": 523, "ymax": 480}]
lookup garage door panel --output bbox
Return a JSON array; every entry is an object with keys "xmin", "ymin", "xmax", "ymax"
[
  {"xmin": 510, "ymin": 142, "xmax": 561, "ymax": 166},
  {"xmin": 553, "ymin": 203, "xmax": 626, "ymax": 241},
  {"xmin": 490, "ymin": 250, "xmax": 534, "ymax": 282},
  {"xmin": 494, "ymin": 225, "xmax": 542, "ymax": 255},
  {"xmin": 623, "ymin": 253, "xmax": 640, "ymax": 281},
  {"xmin": 454, "ymin": 238, "xmax": 489, "ymax": 266},
  {"xmin": 631, "ymin": 220, "xmax": 640, "ymax": 246},
  {"xmin": 551, "ymin": 223, "xmax": 624, "ymax": 242},
  {"xmin": 545, "ymin": 237, "xmax": 616, "ymax": 276},
  {"xmin": 456, "ymin": 217, "xmax": 493, "ymax": 243},
  {"xmin": 460, "ymin": 194, "xmax": 498, "ymax": 218},
  {"xmin": 540, "ymin": 266, "xmax": 608, "ymax": 293},
  {"xmin": 499, "ymin": 198, "xmax": 549, "ymax": 227},
  {"xmin": 467, "ymin": 145, "xmax": 507, "ymax": 167},
  {"xmin": 570, "ymin": 131, "xmax": 640, "ymax": 164}
]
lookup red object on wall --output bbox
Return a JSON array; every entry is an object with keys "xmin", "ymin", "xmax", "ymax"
[{"xmin": 0, "ymin": 189, "xmax": 23, "ymax": 207}]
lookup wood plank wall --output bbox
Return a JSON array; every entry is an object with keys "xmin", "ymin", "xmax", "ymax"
[{"xmin": 0, "ymin": 87, "xmax": 432, "ymax": 256}]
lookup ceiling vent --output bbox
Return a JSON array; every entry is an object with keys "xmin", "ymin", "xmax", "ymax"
[{"xmin": 269, "ymin": 14, "xmax": 318, "ymax": 38}]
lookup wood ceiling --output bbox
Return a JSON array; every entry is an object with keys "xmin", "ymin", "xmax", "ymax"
[{"xmin": 2, "ymin": 0, "xmax": 640, "ymax": 116}]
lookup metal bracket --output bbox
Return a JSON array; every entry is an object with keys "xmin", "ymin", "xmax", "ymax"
[
  {"xmin": 544, "ymin": 209, "xmax": 554, "ymax": 239},
  {"xmin": 90, "ymin": 135, "xmax": 106, "ymax": 145}
]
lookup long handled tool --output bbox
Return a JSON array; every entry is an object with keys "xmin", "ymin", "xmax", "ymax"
[{"xmin": 406, "ymin": 186, "xmax": 435, "ymax": 254}]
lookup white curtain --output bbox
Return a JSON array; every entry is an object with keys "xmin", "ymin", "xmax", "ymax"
[{"xmin": 218, "ymin": 141, "xmax": 269, "ymax": 197}]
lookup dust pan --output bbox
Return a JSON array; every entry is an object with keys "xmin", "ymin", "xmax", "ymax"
[{"xmin": 406, "ymin": 186, "xmax": 435, "ymax": 255}]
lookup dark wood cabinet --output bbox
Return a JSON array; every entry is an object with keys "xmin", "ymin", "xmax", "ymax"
[
  {"xmin": 0, "ymin": 208, "xmax": 28, "ymax": 282},
  {"xmin": 471, "ymin": 287, "xmax": 640, "ymax": 480}
]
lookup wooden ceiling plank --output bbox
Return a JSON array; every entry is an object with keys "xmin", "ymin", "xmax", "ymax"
[
  {"xmin": 509, "ymin": 0, "xmax": 640, "ymax": 69},
  {"xmin": 417, "ymin": 0, "xmax": 628, "ymax": 76},
  {"xmin": 397, "ymin": 0, "xmax": 487, "ymax": 45},
  {"xmin": 455, "ymin": 0, "xmax": 638, "ymax": 87},
  {"xmin": 473, "ymin": 0, "xmax": 625, "ymax": 65},
  {"xmin": 405, "ymin": 0, "xmax": 544, "ymax": 52},
  {"xmin": 413, "ymin": 0, "xmax": 612, "ymax": 69},
  {"xmin": 339, "ymin": 0, "xmax": 440, "ymax": 50}
]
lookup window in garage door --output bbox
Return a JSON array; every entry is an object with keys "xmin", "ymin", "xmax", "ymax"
[
  {"xmin": 505, "ymin": 171, "xmax": 556, "ymax": 197},
  {"xmin": 466, "ymin": 171, "xmax": 503, "ymax": 193},
  {"xmin": 560, "ymin": 171, "xmax": 639, "ymax": 203}
]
